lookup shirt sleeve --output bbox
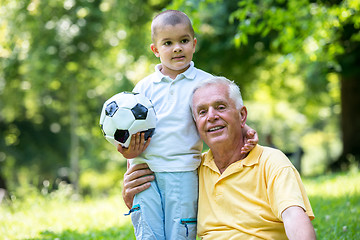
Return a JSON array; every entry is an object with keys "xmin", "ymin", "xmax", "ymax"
[{"xmin": 267, "ymin": 166, "xmax": 314, "ymax": 221}]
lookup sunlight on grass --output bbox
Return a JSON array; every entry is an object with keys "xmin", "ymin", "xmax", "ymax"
[
  {"xmin": 303, "ymin": 170, "xmax": 360, "ymax": 197},
  {"xmin": 303, "ymin": 170, "xmax": 360, "ymax": 239},
  {"xmin": 0, "ymin": 185, "xmax": 135, "ymax": 240}
]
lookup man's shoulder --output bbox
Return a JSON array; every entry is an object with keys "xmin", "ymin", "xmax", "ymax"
[{"xmin": 259, "ymin": 146, "xmax": 293, "ymax": 168}]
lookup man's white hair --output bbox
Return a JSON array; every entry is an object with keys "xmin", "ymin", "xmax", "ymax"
[{"xmin": 190, "ymin": 76, "xmax": 244, "ymax": 114}]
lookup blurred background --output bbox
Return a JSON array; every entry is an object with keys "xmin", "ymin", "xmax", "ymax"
[{"xmin": 0, "ymin": 0, "xmax": 359, "ymax": 199}]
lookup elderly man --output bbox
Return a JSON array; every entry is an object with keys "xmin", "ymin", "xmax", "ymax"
[{"xmin": 122, "ymin": 77, "xmax": 316, "ymax": 239}]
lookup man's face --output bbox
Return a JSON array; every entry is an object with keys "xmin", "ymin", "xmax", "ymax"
[
  {"xmin": 192, "ymin": 83, "xmax": 247, "ymax": 148},
  {"xmin": 151, "ymin": 23, "xmax": 197, "ymax": 78}
]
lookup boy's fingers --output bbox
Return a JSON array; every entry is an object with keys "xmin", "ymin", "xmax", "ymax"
[
  {"xmin": 143, "ymin": 137, "xmax": 151, "ymax": 150},
  {"xmin": 135, "ymin": 133, "xmax": 141, "ymax": 145},
  {"xmin": 117, "ymin": 144, "xmax": 124, "ymax": 153},
  {"xmin": 140, "ymin": 133, "xmax": 145, "ymax": 145},
  {"xmin": 129, "ymin": 134, "xmax": 136, "ymax": 149}
]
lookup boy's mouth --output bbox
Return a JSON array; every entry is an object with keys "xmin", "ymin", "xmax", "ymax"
[{"xmin": 172, "ymin": 56, "xmax": 185, "ymax": 60}]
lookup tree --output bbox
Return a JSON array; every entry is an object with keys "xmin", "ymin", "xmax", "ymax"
[
  {"xmin": 171, "ymin": 0, "xmax": 360, "ymax": 170},
  {"xmin": 231, "ymin": 0, "xmax": 360, "ymax": 169},
  {"xmin": 0, "ymin": 0, "xmax": 160, "ymax": 192}
]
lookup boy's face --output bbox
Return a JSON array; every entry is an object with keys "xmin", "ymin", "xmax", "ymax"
[{"xmin": 151, "ymin": 23, "xmax": 197, "ymax": 78}]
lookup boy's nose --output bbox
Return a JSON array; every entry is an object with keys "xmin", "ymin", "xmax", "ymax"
[{"xmin": 173, "ymin": 44, "xmax": 182, "ymax": 52}]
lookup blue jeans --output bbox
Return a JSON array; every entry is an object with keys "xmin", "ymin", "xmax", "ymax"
[{"xmin": 128, "ymin": 171, "xmax": 198, "ymax": 240}]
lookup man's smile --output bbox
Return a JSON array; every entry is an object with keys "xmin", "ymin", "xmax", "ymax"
[{"xmin": 208, "ymin": 126, "xmax": 225, "ymax": 132}]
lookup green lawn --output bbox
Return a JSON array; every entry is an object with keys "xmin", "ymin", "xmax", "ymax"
[
  {"xmin": 0, "ymin": 184, "xmax": 136, "ymax": 240},
  {"xmin": 304, "ymin": 171, "xmax": 360, "ymax": 239},
  {"xmin": 1, "ymin": 171, "xmax": 359, "ymax": 239}
]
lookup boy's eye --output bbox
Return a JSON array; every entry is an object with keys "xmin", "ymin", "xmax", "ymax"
[
  {"xmin": 181, "ymin": 39, "xmax": 190, "ymax": 44},
  {"xmin": 164, "ymin": 41, "xmax": 172, "ymax": 46}
]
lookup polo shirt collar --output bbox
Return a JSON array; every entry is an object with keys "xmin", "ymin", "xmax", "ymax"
[
  {"xmin": 154, "ymin": 61, "xmax": 196, "ymax": 83},
  {"xmin": 202, "ymin": 145, "xmax": 263, "ymax": 175},
  {"xmin": 241, "ymin": 144, "xmax": 262, "ymax": 167},
  {"xmin": 202, "ymin": 150, "xmax": 218, "ymax": 173}
]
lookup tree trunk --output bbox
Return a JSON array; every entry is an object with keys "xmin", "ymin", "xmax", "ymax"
[
  {"xmin": 330, "ymin": 76, "xmax": 360, "ymax": 170},
  {"xmin": 70, "ymin": 83, "xmax": 80, "ymax": 192},
  {"xmin": 0, "ymin": 167, "xmax": 7, "ymax": 204},
  {"xmin": 330, "ymin": 21, "xmax": 360, "ymax": 171}
]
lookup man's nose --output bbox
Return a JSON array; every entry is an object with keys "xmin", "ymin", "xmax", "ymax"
[{"xmin": 207, "ymin": 108, "xmax": 219, "ymax": 121}]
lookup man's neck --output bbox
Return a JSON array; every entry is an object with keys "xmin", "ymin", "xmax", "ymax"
[{"xmin": 211, "ymin": 141, "xmax": 248, "ymax": 174}]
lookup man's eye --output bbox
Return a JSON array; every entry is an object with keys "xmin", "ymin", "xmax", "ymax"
[
  {"xmin": 198, "ymin": 110, "xmax": 206, "ymax": 115},
  {"xmin": 218, "ymin": 105, "xmax": 226, "ymax": 110}
]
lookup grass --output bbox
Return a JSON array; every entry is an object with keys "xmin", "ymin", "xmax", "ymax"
[
  {"xmin": 1, "ymin": 170, "xmax": 359, "ymax": 239},
  {"xmin": 303, "ymin": 170, "xmax": 360, "ymax": 239},
  {"xmin": 0, "ymin": 184, "xmax": 136, "ymax": 240}
]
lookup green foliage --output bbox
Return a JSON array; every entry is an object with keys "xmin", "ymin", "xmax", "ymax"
[
  {"xmin": 79, "ymin": 165, "xmax": 125, "ymax": 196},
  {"xmin": 0, "ymin": 0, "xmax": 357, "ymax": 194},
  {"xmin": 168, "ymin": 0, "xmax": 356, "ymax": 173},
  {"xmin": 0, "ymin": 0, "xmax": 156, "ymax": 190}
]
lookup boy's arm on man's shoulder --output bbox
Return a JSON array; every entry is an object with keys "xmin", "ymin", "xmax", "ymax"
[{"xmin": 241, "ymin": 124, "xmax": 258, "ymax": 154}]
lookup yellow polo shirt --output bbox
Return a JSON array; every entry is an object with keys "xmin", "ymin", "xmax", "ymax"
[{"xmin": 197, "ymin": 145, "xmax": 314, "ymax": 240}]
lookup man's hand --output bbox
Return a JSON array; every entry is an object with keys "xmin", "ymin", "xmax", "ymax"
[
  {"xmin": 117, "ymin": 132, "xmax": 151, "ymax": 159},
  {"xmin": 241, "ymin": 125, "xmax": 258, "ymax": 154},
  {"xmin": 122, "ymin": 163, "xmax": 154, "ymax": 209}
]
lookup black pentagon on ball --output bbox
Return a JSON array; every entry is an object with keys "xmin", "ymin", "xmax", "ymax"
[
  {"xmin": 105, "ymin": 101, "xmax": 118, "ymax": 117},
  {"xmin": 131, "ymin": 103, "xmax": 148, "ymax": 120},
  {"xmin": 114, "ymin": 129, "xmax": 130, "ymax": 144},
  {"xmin": 141, "ymin": 128, "xmax": 155, "ymax": 140}
]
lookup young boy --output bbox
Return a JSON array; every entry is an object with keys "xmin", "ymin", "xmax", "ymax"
[{"xmin": 118, "ymin": 10, "xmax": 257, "ymax": 239}]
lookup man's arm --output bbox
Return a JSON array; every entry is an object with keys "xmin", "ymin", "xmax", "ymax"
[
  {"xmin": 122, "ymin": 163, "xmax": 154, "ymax": 209},
  {"xmin": 282, "ymin": 206, "xmax": 316, "ymax": 240}
]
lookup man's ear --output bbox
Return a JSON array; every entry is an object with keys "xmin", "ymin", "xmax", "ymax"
[
  {"xmin": 240, "ymin": 106, "xmax": 247, "ymax": 128},
  {"xmin": 150, "ymin": 43, "xmax": 160, "ymax": 57}
]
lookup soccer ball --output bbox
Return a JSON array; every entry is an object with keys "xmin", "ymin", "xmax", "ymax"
[{"xmin": 99, "ymin": 92, "xmax": 156, "ymax": 148}]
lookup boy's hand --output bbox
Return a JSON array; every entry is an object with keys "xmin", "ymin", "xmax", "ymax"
[
  {"xmin": 241, "ymin": 125, "xmax": 258, "ymax": 154},
  {"xmin": 117, "ymin": 132, "xmax": 151, "ymax": 159}
]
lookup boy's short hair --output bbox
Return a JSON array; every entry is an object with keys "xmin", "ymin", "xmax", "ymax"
[{"xmin": 151, "ymin": 10, "xmax": 195, "ymax": 43}]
